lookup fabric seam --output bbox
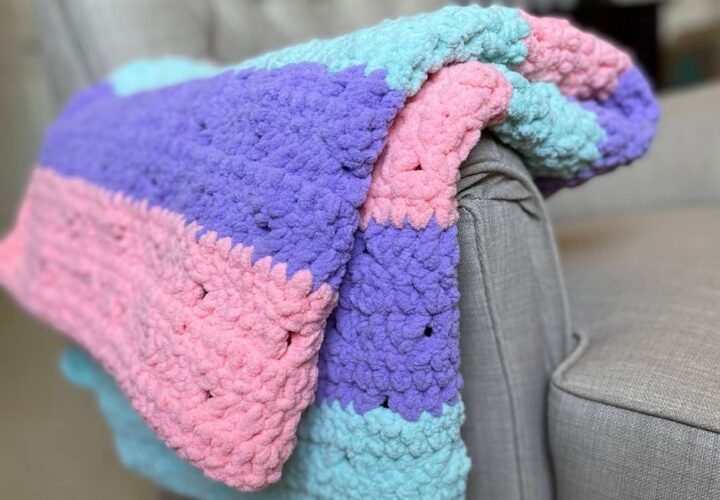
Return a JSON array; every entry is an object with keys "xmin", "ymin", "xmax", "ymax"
[
  {"xmin": 552, "ymin": 332, "xmax": 720, "ymax": 435},
  {"xmin": 550, "ymin": 381, "xmax": 720, "ymax": 436}
]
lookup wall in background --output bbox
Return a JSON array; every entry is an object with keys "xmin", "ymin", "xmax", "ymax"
[
  {"xmin": 661, "ymin": 0, "xmax": 720, "ymax": 43},
  {"xmin": 0, "ymin": 0, "xmax": 54, "ymax": 232}
]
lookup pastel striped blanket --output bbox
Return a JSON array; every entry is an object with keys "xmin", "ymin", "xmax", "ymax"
[{"xmin": 0, "ymin": 6, "xmax": 658, "ymax": 499}]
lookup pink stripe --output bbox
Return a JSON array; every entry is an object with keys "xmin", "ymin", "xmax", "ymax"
[
  {"xmin": 517, "ymin": 11, "xmax": 631, "ymax": 100},
  {"xmin": 0, "ymin": 168, "xmax": 336, "ymax": 490},
  {"xmin": 360, "ymin": 62, "xmax": 512, "ymax": 230}
]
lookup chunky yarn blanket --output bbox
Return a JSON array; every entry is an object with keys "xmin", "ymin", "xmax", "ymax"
[{"xmin": 0, "ymin": 6, "xmax": 658, "ymax": 499}]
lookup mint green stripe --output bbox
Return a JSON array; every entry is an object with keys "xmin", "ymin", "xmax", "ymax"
[
  {"xmin": 490, "ymin": 65, "xmax": 603, "ymax": 176},
  {"xmin": 108, "ymin": 5, "xmax": 528, "ymax": 96},
  {"xmin": 61, "ymin": 347, "xmax": 469, "ymax": 500},
  {"xmin": 109, "ymin": 57, "xmax": 218, "ymax": 96},
  {"xmin": 234, "ymin": 5, "xmax": 528, "ymax": 93}
]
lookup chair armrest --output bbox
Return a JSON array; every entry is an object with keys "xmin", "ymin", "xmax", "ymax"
[{"xmin": 457, "ymin": 135, "xmax": 571, "ymax": 500}]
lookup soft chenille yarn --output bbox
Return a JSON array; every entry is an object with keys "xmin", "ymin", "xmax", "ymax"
[{"xmin": 0, "ymin": 5, "xmax": 658, "ymax": 499}]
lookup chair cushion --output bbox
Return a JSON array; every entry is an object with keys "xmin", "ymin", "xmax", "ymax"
[{"xmin": 551, "ymin": 206, "xmax": 720, "ymax": 499}]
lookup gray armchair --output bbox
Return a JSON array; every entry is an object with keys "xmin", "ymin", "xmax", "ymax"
[{"xmin": 23, "ymin": 1, "xmax": 720, "ymax": 499}]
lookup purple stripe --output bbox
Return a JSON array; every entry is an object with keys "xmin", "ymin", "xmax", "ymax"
[
  {"xmin": 39, "ymin": 63, "xmax": 403, "ymax": 288},
  {"xmin": 537, "ymin": 66, "xmax": 659, "ymax": 196},
  {"xmin": 316, "ymin": 218, "xmax": 462, "ymax": 421}
]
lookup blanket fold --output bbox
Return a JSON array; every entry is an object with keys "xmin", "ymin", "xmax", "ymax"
[{"xmin": 0, "ymin": 5, "xmax": 658, "ymax": 498}]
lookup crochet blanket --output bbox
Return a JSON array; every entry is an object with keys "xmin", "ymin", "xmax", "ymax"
[{"xmin": 0, "ymin": 6, "xmax": 658, "ymax": 499}]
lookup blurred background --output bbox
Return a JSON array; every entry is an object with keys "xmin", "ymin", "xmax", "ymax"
[{"xmin": 0, "ymin": 0, "xmax": 718, "ymax": 498}]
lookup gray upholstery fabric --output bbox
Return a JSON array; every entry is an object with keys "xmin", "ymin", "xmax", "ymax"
[
  {"xmin": 551, "ymin": 206, "xmax": 720, "ymax": 499},
  {"xmin": 32, "ymin": 0, "xmax": 212, "ymax": 105},
  {"xmin": 550, "ymin": 374, "xmax": 720, "ymax": 500},
  {"xmin": 458, "ymin": 136, "xmax": 571, "ymax": 500}
]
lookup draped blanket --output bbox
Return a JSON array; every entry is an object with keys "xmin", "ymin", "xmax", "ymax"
[{"xmin": 0, "ymin": 6, "xmax": 658, "ymax": 499}]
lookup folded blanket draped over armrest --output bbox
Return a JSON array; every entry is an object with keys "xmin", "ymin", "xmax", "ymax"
[{"xmin": 0, "ymin": 5, "xmax": 657, "ymax": 499}]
